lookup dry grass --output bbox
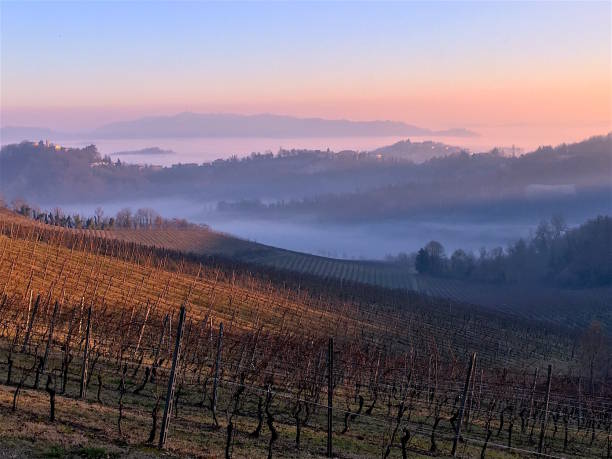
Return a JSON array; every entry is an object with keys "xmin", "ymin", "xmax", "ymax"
[{"xmin": 0, "ymin": 385, "xmax": 167, "ymax": 458}]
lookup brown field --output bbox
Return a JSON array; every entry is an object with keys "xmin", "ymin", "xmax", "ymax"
[
  {"xmin": 52, "ymin": 216, "xmax": 612, "ymax": 329},
  {"xmin": 0, "ymin": 209, "xmax": 610, "ymax": 458},
  {"xmin": 4, "ymin": 208, "xmax": 610, "ymax": 330}
]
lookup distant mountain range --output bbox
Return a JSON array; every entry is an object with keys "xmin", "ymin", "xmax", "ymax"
[{"xmin": 0, "ymin": 112, "xmax": 478, "ymax": 142}]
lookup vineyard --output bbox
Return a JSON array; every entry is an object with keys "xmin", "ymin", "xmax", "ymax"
[
  {"xmin": 50, "ymin": 209, "xmax": 612, "ymax": 330},
  {"xmin": 0, "ymin": 210, "xmax": 611, "ymax": 458}
]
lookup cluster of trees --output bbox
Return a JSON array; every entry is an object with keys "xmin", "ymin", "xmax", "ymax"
[
  {"xmin": 3, "ymin": 134, "xmax": 610, "ymax": 220},
  {"xmin": 216, "ymin": 134, "xmax": 612, "ymax": 223},
  {"xmin": 0, "ymin": 141, "xmax": 158, "ymax": 203},
  {"xmin": 6, "ymin": 198, "xmax": 197, "ymax": 230},
  {"xmin": 415, "ymin": 215, "xmax": 612, "ymax": 287}
]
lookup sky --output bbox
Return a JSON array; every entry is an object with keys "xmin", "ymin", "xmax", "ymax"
[{"xmin": 1, "ymin": 1, "xmax": 611, "ymax": 141}]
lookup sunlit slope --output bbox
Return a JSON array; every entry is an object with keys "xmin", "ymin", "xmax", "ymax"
[
  {"xmin": 2, "ymin": 210, "xmax": 607, "ymax": 459},
  {"xmin": 86, "ymin": 226, "xmax": 420, "ymax": 288},
  {"xmin": 1, "ymin": 209, "xmax": 560, "ymax": 367},
  {"xmin": 0, "ymin": 227, "xmax": 401, "ymax": 349},
  {"xmin": 0, "ymin": 207, "xmax": 420, "ymax": 292},
  {"xmin": 85, "ymin": 223, "xmax": 612, "ymax": 328},
  {"xmin": 82, "ymin": 226, "xmax": 271, "ymax": 258},
  {"xmin": 1, "ymin": 209, "xmax": 609, "ymax": 328}
]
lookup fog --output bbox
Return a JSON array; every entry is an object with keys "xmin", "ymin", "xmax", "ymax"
[
  {"xmin": 56, "ymin": 197, "xmax": 562, "ymax": 259},
  {"xmin": 28, "ymin": 121, "xmax": 610, "ymax": 167},
  {"xmin": 41, "ymin": 136, "xmax": 411, "ymax": 166},
  {"xmin": 8, "ymin": 132, "xmax": 610, "ymax": 260},
  {"xmin": 205, "ymin": 217, "xmax": 539, "ymax": 259}
]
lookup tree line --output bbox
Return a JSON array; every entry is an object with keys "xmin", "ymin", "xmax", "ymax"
[
  {"xmin": 415, "ymin": 215, "xmax": 612, "ymax": 287},
  {"xmin": 4, "ymin": 198, "xmax": 199, "ymax": 230}
]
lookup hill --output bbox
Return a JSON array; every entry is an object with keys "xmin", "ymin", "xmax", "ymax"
[
  {"xmin": 369, "ymin": 139, "xmax": 464, "ymax": 163},
  {"xmin": 0, "ymin": 208, "xmax": 610, "ymax": 457},
  {"xmin": 0, "ymin": 113, "xmax": 477, "ymax": 143},
  {"xmin": 221, "ymin": 134, "xmax": 612, "ymax": 223},
  {"xmin": 5, "ymin": 207, "xmax": 610, "ymax": 330},
  {"xmin": 91, "ymin": 112, "xmax": 478, "ymax": 139},
  {"xmin": 2, "ymin": 135, "xmax": 609, "ymax": 235}
]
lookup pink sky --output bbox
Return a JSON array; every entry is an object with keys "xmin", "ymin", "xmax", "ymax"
[{"xmin": 1, "ymin": 2, "xmax": 610, "ymax": 150}]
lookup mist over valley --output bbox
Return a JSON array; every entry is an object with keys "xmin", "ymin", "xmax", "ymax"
[
  {"xmin": 1, "ymin": 3, "xmax": 612, "ymax": 456},
  {"xmin": 2, "ymin": 133, "xmax": 610, "ymax": 259}
]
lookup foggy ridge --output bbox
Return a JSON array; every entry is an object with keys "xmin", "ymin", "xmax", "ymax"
[{"xmin": 0, "ymin": 113, "xmax": 478, "ymax": 142}]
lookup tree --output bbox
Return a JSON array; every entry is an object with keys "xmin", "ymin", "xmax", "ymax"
[
  {"xmin": 533, "ymin": 220, "xmax": 553, "ymax": 254},
  {"xmin": 415, "ymin": 248, "xmax": 430, "ymax": 274},
  {"xmin": 415, "ymin": 241, "xmax": 447, "ymax": 275},
  {"xmin": 52, "ymin": 207, "xmax": 65, "ymax": 223},
  {"xmin": 135, "ymin": 208, "xmax": 159, "ymax": 228},
  {"xmin": 425, "ymin": 241, "xmax": 445, "ymax": 259},
  {"xmin": 450, "ymin": 249, "xmax": 474, "ymax": 278},
  {"xmin": 94, "ymin": 207, "xmax": 104, "ymax": 227},
  {"xmin": 115, "ymin": 208, "xmax": 132, "ymax": 228},
  {"xmin": 425, "ymin": 241, "xmax": 446, "ymax": 274},
  {"xmin": 550, "ymin": 214, "xmax": 567, "ymax": 239},
  {"xmin": 11, "ymin": 198, "xmax": 31, "ymax": 217}
]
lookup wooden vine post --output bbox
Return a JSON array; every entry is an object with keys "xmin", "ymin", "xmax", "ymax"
[
  {"xmin": 38, "ymin": 300, "xmax": 59, "ymax": 389},
  {"xmin": 211, "ymin": 322, "xmax": 224, "ymax": 424},
  {"xmin": 22, "ymin": 294, "xmax": 41, "ymax": 352},
  {"xmin": 538, "ymin": 364, "xmax": 552, "ymax": 454},
  {"xmin": 327, "ymin": 337, "xmax": 334, "ymax": 458},
  {"xmin": 79, "ymin": 305, "xmax": 92, "ymax": 399},
  {"xmin": 528, "ymin": 367, "xmax": 539, "ymax": 422},
  {"xmin": 452, "ymin": 352, "xmax": 476, "ymax": 457},
  {"xmin": 159, "ymin": 304, "xmax": 186, "ymax": 449}
]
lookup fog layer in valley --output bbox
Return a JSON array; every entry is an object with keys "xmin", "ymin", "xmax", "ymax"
[
  {"xmin": 3, "ymin": 118, "xmax": 609, "ymax": 166},
  {"xmin": 2, "ymin": 133, "xmax": 610, "ymax": 260},
  {"xmin": 51, "ymin": 197, "xmax": 603, "ymax": 259}
]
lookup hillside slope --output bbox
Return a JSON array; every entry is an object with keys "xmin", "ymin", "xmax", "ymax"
[
  {"xmin": 3, "ymin": 208, "xmax": 610, "ymax": 329},
  {"xmin": 0, "ymin": 209, "xmax": 610, "ymax": 458}
]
